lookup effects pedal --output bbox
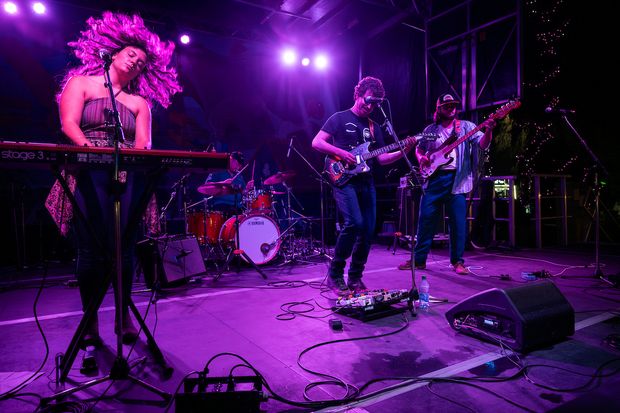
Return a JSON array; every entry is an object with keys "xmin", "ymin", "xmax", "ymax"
[
  {"xmin": 334, "ymin": 289, "xmax": 410, "ymax": 321},
  {"xmin": 175, "ymin": 374, "xmax": 267, "ymax": 413}
]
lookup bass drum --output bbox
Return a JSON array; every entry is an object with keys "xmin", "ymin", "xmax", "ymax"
[{"xmin": 219, "ymin": 214, "xmax": 280, "ymax": 265}]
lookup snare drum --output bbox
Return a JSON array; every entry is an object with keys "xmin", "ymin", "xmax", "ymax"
[
  {"xmin": 219, "ymin": 214, "xmax": 280, "ymax": 265},
  {"xmin": 187, "ymin": 210, "xmax": 225, "ymax": 245},
  {"xmin": 245, "ymin": 189, "xmax": 272, "ymax": 213}
]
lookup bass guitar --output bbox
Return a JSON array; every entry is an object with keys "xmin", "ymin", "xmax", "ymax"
[
  {"xmin": 418, "ymin": 99, "xmax": 521, "ymax": 180},
  {"xmin": 324, "ymin": 133, "xmax": 437, "ymax": 186}
]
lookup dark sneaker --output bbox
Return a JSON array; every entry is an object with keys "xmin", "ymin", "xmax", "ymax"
[
  {"xmin": 453, "ymin": 262, "xmax": 469, "ymax": 275},
  {"xmin": 327, "ymin": 277, "xmax": 351, "ymax": 295},
  {"xmin": 398, "ymin": 260, "xmax": 411, "ymax": 270},
  {"xmin": 398, "ymin": 260, "xmax": 426, "ymax": 270},
  {"xmin": 347, "ymin": 278, "xmax": 368, "ymax": 293}
]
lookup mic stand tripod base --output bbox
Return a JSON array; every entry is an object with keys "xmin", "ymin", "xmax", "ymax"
[
  {"xmin": 42, "ymin": 356, "xmax": 171, "ymax": 406},
  {"xmin": 212, "ymin": 249, "xmax": 268, "ymax": 281}
]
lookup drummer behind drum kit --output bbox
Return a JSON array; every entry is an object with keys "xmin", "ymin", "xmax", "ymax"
[{"xmin": 186, "ymin": 169, "xmax": 315, "ymax": 270}]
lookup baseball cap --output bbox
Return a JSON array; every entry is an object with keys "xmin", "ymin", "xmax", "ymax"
[{"xmin": 436, "ymin": 93, "xmax": 460, "ymax": 107}]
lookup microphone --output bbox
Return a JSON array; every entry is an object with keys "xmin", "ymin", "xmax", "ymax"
[
  {"xmin": 364, "ymin": 96, "xmax": 384, "ymax": 104},
  {"xmin": 175, "ymin": 249, "xmax": 191, "ymax": 261},
  {"xmin": 98, "ymin": 49, "xmax": 113, "ymax": 64},
  {"xmin": 545, "ymin": 106, "xmax": 576, "ymax": 115},
  {"xmin": 260, "ymin": 242, "xmax": 276, "ymax": 255},
  {"xmin": 287, "ymin": 137, "xmax": 294, "ymax": 158}
]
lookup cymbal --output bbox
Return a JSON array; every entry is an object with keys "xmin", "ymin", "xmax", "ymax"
[
  {"xmin": 197, "ymin": 182, "xmax": 240, "ymax": 196},
  {"xmin": 271, "ymin": 191, "xmax": 286, "ymax": 195},
  {"xmin": 264, "ymin": 170, "xmax": 296, "ymax": 186}
]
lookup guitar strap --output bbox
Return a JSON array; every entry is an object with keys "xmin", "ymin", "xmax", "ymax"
[
  {"xmin": 367, "ymin": 118, "xmax": 375, "ymax": 143},
  {"xmin": 444, "ymin": 119, "xmax": 461, "ymax": 146}
]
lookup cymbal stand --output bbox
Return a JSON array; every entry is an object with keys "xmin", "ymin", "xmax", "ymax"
[
  {"xmin": 43, "ymin": 55, "xmax": 170, "ymax": 406},
  {"xmin": 288, "ymin": 143, "xmax": 333, "ymax": 260},
  {"xmin": 159, "ymin": 173, "xmax": 190, "ymax": 235}
]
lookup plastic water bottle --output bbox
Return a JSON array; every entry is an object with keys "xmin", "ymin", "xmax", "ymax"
[{"xmin": 419, "ymin": 275, "xmax": 430, "ymax": 310}]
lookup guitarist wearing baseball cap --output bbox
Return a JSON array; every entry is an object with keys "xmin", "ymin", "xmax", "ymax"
[{"xmin": 398, "ymin": 92, "xmax": 497, "ymax": 275}]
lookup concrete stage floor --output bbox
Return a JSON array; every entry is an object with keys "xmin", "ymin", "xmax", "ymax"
[{"xmin": 1, "ymin": 243, "xmax": 620, "ymax": 412}]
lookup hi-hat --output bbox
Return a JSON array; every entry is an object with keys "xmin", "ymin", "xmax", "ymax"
[
  {"xmin": 264, "ymin": 171, "xmax": 296, "ymax": 186},
  {"xmin": 197, "ymin": 182, "xmax": 240, "ymax": 196}
]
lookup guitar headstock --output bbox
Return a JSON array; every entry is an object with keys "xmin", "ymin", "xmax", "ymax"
[{"xmin": 490, "ymin": 99, "xmax": 521, "ymax": 120}]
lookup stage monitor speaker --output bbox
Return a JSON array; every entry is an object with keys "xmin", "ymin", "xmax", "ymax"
[
  {"xmin": 136, "ymin": 235, "xmax": 206, "ymax": 288},
  {"xmin": 445, "ymin": 280, "xmax": 574, "ymax": 352}
]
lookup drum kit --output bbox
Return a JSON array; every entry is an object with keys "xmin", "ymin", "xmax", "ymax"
[{"xmin": 186, "ymin": 169, "xmax": 314, "ymax": 268}]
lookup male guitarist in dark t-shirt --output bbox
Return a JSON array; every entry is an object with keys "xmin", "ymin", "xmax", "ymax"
[{"xmin": 312, "ymin": 76, "xmax": 415, "ymax": 294}]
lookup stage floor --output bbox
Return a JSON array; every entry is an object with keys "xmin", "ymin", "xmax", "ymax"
[{"xmin": 1, "ymin": 244, "xmax": 620, "ymax": 412}]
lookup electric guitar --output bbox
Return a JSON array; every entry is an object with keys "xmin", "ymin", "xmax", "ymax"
[
  {"xmin": 418, "ymin": 99, "xmax": 521, "ymax": 180},
  {"xmin": 324, "ymin": 133, "xmax": 438, "ymax": 186}
]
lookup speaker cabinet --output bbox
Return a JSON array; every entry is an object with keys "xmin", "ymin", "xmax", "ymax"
[
  {"xmin": 445, "ymin": 280, "xmax": 574, "ymax": 352},
  {"xmin": 136, "ymin": 235, "xmax": 206, "ymax": 288}
]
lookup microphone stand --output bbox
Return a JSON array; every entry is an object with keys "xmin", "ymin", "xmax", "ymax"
[
  {"xmin": 559, "ymin": 114, "xmax": 611, "ymax": 283},
  {"xmin": 377, "ymin": 100, "xmax": 418, "ymax": 316},
  {"xmin": 43, "ymin": 56, "xmax": 170, "ymax": 406},
  {"xmin": 289, "ymin": 143, "xmax": 333, "ymax": 260}
]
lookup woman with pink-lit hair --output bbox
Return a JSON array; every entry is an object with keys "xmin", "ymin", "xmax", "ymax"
[{"xmin": 48, "ymin": 11, "xmax": 182, "ymax": 349}]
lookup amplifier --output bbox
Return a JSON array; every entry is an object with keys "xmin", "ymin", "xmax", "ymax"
[{"xmin": 136, "ymin": 235, "xmax": 206, "ymax": 288}]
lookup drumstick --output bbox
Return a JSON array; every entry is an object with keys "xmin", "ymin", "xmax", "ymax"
[
  {"xmin": 251, "ymin": 160, "xmax": 256, "ymax": 183},
  {"xmin": 230, "ymin": 162, "xmax": 249, "ymax": 181}
]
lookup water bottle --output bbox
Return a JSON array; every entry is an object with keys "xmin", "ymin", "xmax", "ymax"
[{"xmin": 419, "ymin": 275, "xmax": 430, "ymax": 310}]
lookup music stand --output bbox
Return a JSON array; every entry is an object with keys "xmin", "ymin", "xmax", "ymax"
[
  {"xmin": 197, "ymin": 183, "xmax": 267, "ymax": 281},
  {"xmin": 42, "ymin": 57, "xmax": 170, "ymax": 406}
]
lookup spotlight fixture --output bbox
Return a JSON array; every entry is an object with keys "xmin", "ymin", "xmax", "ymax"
[
  {"xmin": 282, "ymin": 49, "xmax": 296, "ymax": 66},
  {"xmin": 3, "ymin": 1, "xmax": 18, "ymax": 14},
  {"xmin": 180, "ymin": 34, "xmax": 191, "ymax": 44},
  {"xmin": 32, "ymin": 1, "xmax": 45, "ymax": 14},
  {"xmin": 314, "ymin": 54, "xmax": 328, "ymax": 70},
  {"xmin": 301, "ymin": 57, "xmax": 310, "ymax": 66}
]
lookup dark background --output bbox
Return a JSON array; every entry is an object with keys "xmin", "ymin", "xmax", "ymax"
[{"xmin": 1, "ymin": 0, "xmax": 616, "ymax": 267}]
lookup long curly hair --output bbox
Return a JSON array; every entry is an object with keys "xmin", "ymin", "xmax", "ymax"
[{"xmin": 57, "ymin": 11, "xmax": 182, "ymax": 108}]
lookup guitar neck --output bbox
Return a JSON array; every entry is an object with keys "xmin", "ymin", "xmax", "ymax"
[
  {"xmin": 362, "ymin": 135, "xmax": 417, "ymax": 161},
  {"xmin": 440, "ymin": 124, "xmax": 482, "ymax": 156}
]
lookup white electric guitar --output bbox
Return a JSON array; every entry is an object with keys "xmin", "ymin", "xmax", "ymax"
[{"xmin": 418, "ymin": 100, "xmax": 521, "ymax": 180}]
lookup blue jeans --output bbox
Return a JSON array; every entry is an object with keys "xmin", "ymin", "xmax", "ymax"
[
  {"xmin": 328, "ymin": 174, "xmax": 376, "ymax": 280},
  {"xmin": 414, "ymin": 170, "xmax": 466, "ymax": 265}
]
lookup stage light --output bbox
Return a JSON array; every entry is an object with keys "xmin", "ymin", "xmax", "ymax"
[
  {"xmin": 314, "ymin": 54, "xmax": 328, "ymax": 70},
  {"xmin": 180, "ymin": 34, "xmax": 190, "ymax": 44},
  {"xmin": 282, "ymin": 49, "xmax": 296, "ymax": 66},
  {"xmin": 301, "ymin": 57, "xmax": 310, "ymax": 66},
  {"xmin": 32, "ymin": 2, "xmax": 45, "ymax": 14},
  {"xmin": 3, "ymin": 2, "xmax": 18, "ymax": 14}
]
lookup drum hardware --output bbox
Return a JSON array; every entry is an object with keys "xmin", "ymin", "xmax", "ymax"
[
  {"xmin": 212, "ymin": 191, "xmax": 268, "ymax": 281},
  {"xmin": 285, "ymin": 140, "xmax": 332, "ymax": 260},
  {"xmin": 160, "ymin": 173, "xmax": 191, "ymax": 235},
  {"xmin": 263, "ymin": 170, "xmax": 296, "ymax": 186}
]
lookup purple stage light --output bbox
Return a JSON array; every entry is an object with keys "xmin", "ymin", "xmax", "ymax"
[
  {"xmin": 180, "ymin": 34, "xmax": 190, "ymax": 44},
  {"xmin": 282, "ymin": 49, "xmax": 297, "ymax": 66},
  {"xmin": 3, "ymin": 1, "xmax": 18, "ymax": 14},
  {"xmin": 314, "ymin": 54, "xmax": 328, "ymax": 70},
  {"xmin": 32, "ymin": 2, "xmax": 45, "ymax": 14},
  {"xmin": 301, "ymin": 57, "xmax": 310, "ymax": 66},
  {"xmin": 32, "ymin": 2, "xmax": 46, "ymax": 14}
]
